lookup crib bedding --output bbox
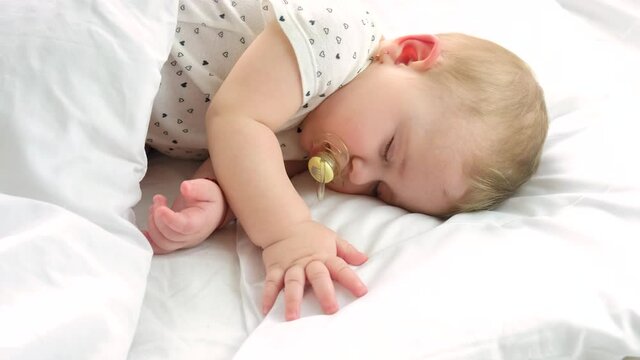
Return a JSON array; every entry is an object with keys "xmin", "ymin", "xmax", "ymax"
[{"xmin": 1, "ymin": 0, "xmax": 640, "ymax": 359}]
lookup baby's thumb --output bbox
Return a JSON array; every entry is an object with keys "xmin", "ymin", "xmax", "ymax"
[
  {"xmin": 180, "ymin": 178, "xmax": 221, "ymax": 202},
  {"xmin": 336, "ymin": 238, "xmax": 368, "ymax": 266}
]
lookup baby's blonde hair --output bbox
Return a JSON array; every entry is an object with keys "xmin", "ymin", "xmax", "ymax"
[{"xmin": 427, "ymin": 33, "xmax": 548, "ymax": 214}]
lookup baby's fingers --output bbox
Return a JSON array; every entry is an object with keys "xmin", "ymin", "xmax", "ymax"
[
  {"xmin": 150, "ymin": 195, "xmax": 187, "ymax": 237},
  {"xmin": 148, "ymin": 201, "xmax": 195, "ymax": 249},
  {"xmin": 152, "ymin": 194, "xmax": 169, "ymax": 208},
  {"xmin": 143, "ymin": 229, "xmax": 166, "ymax": 255},
  {"xmin": 155, "ymin": 206, "xmax": 197, "ymax": 235},
  {"xmin": 283, "ymin": 266, "xmax": 306, "ymax": 321},
  {"xmin": 306, "ymin": 260, "xmax": 338, "ymax": 315},
  {"xmin": 326, "ymin": 257, "xmax": 368, "ymax": 298},
  {"xmin": 180, "ymin": 179, "xmax": 220, "ymax": 203},
  {"xmin": 146, "ymin": 210, "xmax": 182, "ymax": 254},
  {"xmin": 262, "ymin": 267, "xmax": 285, "ymax": 316},
  {"xmin": 336, "ymin": 238, "xmax": 368, "ymax": 266}
]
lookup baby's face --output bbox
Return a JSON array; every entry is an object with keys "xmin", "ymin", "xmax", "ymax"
[{"xmin": 301, "ymin": 62, "xmax": 470, "ymax": 216}]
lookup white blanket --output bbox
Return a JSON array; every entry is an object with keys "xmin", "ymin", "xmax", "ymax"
[{"xmin": 2, "ymin": 0, "xmax": 640, "ymax": 359}]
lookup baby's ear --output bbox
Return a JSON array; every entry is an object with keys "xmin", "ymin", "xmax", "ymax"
[{"xmin": 377, "ymin": 34, "xmax": 440, "ymax": 71}]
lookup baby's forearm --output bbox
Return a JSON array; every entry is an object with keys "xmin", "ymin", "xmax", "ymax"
[{"xmin": 208, "ymin": 113, "xmax": 311, "ymax": 249}]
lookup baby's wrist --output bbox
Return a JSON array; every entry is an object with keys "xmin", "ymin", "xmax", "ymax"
[{"xmin": 253, "ymin": 217, "xmax": 314, "ymax": 250}]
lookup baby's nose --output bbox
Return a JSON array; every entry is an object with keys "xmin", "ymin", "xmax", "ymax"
[{"xmin": 348, "ymin": 157, "xmax": 377, "ymax": 185}]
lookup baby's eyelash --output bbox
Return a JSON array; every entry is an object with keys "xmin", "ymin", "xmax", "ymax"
[
  {"xmin": 384, "ymin": 136, "xmax": 394, "ymax": 161},
  {"xmin": 373, "ymin": 136, "xmax": 395, "ymax": 198}
]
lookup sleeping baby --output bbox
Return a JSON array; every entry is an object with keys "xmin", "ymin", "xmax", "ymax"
[{"xmin": 143, "ymin": 0, "xmax": 548, "ymax": 320}]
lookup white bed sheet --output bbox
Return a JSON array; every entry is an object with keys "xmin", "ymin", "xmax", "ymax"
[{"xmin": 130, "ymin": 1, "xmax": 640, "ymax": 359}]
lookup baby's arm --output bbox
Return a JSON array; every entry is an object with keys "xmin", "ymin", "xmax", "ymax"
[{"xmin": 207, "ymin": 21, "xmax": 367, "ymax": 320}]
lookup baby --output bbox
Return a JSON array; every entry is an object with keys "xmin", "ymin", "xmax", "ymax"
[{"xmin": 144, "ymin": 0, "xmax": 548, "ymax": 321}]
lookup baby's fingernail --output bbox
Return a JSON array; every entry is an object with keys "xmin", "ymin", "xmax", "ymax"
[
  {"xmin": 286, "ymin": 310, "xmax": 299, "ymax": 321},
  {"xmin": 325, "ymin": 303, "xmax": 339, "ymax": 314},
  {"xmin": 356, "ymin": 283, "xmax": 368, "ymax": 296}
]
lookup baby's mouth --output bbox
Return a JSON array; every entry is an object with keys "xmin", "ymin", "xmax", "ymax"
[{"xmin": 307, "ymin": 133, "xmax": 350, "ymax": 200}]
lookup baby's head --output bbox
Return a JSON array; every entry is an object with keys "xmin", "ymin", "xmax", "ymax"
[
  {"xmin": 301, "ymin": 33, "xmax": 548, "ymax": 217},
  {"xmin": 422, "ymin": 33, "xmax": 548, "ymax": 214}
]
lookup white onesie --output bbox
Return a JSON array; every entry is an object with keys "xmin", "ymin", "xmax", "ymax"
[{"xmin": 147, "ymin": 0, "xmax": 383, "ymax": 160}]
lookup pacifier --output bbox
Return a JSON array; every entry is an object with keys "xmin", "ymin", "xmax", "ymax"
[{"xmin": 307, "ymin": 133, "xmax": 350, "ymax": 200}]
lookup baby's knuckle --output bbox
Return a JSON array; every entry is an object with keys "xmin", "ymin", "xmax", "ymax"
[
  {"xmin": 285, "ymin": 277, "xmax": 303, "ymax": 287},
  {"xmin": 332, "ymin": 261, "xmax": 350, "ymax": 276},
  {"xmin": 265, "ymin": 270, "xmax": 282, "ymax": 281},
  {"xmin": 303, "ymin": 262, "xmax": 324, "ymax": 279}
]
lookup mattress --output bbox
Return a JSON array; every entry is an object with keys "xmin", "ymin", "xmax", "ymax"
[{"xmin": 1, "ymin": 0, "xmax": 639, "ymax": 359}]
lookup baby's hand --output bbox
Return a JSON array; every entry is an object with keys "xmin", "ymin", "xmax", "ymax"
[
  {"xmin": 260, "ymin": 221, "xmax": 368, "ymax": 321},
  {"xmin": 144, "ymin": 178, "xmax": 227, "ymax": 254}
]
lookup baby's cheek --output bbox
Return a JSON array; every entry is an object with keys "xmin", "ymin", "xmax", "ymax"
[{"xmin": 327, "ymin": 181, "xmax": 370, "ymax": 196}]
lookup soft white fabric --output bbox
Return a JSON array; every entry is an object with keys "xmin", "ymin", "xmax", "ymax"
[
  {"xmin": 557, "ymin": 0, "xmax": 640, "ymax": 49},
  {"xmin": 0, "ymin": 195, "xmax": 149, "ymax": 359},
  {"xmin": 131, "ymin": 0, "xmax": 640, "ymax": 359},
  {"xmin": 0, "ymin": 0, "xmax": 176, "ymax": 358}
]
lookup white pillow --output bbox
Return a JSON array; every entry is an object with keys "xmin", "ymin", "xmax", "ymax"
[{"xmin": 0, "ymin": 0, "xmax": 177, "ymax": 358}]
